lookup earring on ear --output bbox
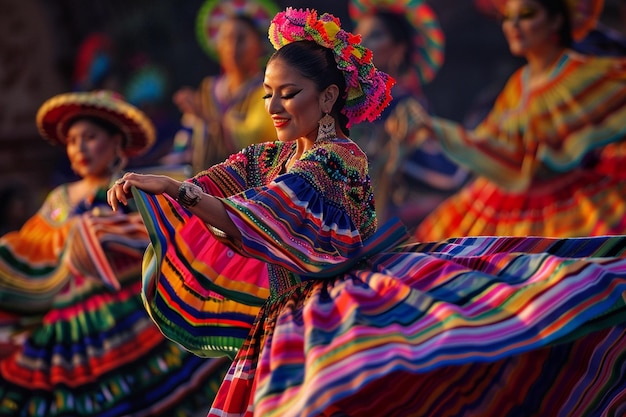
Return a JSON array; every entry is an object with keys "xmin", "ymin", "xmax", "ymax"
[{"xmin": 317, "ymin": 112, "xmax": 336, "ymax": 142}]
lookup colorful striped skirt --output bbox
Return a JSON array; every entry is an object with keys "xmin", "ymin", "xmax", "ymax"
[{"xmin": 209, "ymin": 236, "xmax": 626, "ymax": 416}]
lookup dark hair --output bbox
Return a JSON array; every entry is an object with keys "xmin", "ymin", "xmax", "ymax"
[
  {"xmin": 538, "ymin": 0, "xmax": 573, "ymax": 47},
  {"xmin": 66, "ymin": 115, "xmax": 127, "ymax": 147},
  {"xmin": 269, "ymin": 40, "xmax": 349, "ymax": 134},
  {"xmin": 373, "ymin": 11, "xmax": 416, "ymax": 75}
]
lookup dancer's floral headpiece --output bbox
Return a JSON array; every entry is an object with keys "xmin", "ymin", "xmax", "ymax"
[{"xmin": 268, "ymin": 7, "xmax": 395, "ymax": 127}]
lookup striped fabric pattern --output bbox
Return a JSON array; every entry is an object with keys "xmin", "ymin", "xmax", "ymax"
[
  {"xmin": 211, "ymin": 235, "xmax": 626, "ymax": 416},
  {"xmin": 135, "ymin": 138, "xmax": 626, "ymax": 416},
  {"xmin": 138, "ymin": 190, "xmax": 270, "ymax": 358},
  {"xmin": 137, "ymin": 137, "xmax": 378, "ymax": 357},
  {"xmin": 0, "ymin": 186, "xmax": 229, "ymax": 416},
  {"xmin": 0, "ymin": 212, "xmax": 74, "ymax": 314},
  {"xmin": 416, "ymin": 51, "xmax": 626, "ymax": 241}
]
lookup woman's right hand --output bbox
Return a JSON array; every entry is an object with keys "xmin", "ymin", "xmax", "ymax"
[{"xmin": 107, "ymin": 172, "xmax": 180, "ymax": 212}]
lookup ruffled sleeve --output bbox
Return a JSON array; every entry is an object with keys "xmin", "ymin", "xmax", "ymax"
[
  {"xmin": 137, "ymin": 140, "xmax": 408, "ymax": 357},
  {"xmin": 218, "ymin": 139, "xmax": 387, "ymax": 277},
  {"xmin": 0, "ymin": 188, "xmax": 73, "ymax": 313},
  {"xmin": 136, "ymin": 146, "xmax": 274, "ymax": 358},
  {"xmin": 432, "ymin": 51, "xmax": 626, "ymax": 191},
  {"xmin": 0, "ymin": 186, "xmax": 148, "ymax": 311}
]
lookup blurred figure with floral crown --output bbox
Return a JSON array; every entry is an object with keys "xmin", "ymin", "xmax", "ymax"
[
  {"xmin": 163, "ymin": 0, "xmax": 279, "ymax": 174},
  {"xmin": 415, "ymin": 0, "xmax": 626, "ymax": 241},
  {"xmin": 0, "ymin": 90, "xmax": 230, "ymax": 416},
  {"xmin": 348, "ymin": 0, "xmax": 469, "ymax": 231}
]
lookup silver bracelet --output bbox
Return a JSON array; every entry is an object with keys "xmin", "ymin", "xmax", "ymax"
[{"xmin": 177, "ymin": 182, "xmax": 203, "ymax": 208}]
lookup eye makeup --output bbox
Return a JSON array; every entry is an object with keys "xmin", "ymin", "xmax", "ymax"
[{"xmin": 502, "ymin": 7, "xmax": 539, "ymax": 23}]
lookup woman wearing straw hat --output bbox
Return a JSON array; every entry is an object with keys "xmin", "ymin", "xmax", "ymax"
[
  {"xmin": 0, "ymin": 90, "xmax": 229, "ymax": 416},
  {"xmin": 415, "ymin": 0, "xmax": 626, "ymax": 241}
]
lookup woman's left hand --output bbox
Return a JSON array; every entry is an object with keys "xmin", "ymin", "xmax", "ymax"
[{"xmin": 107, "ymin": 172, "xmax": 180, "ymax": 211}]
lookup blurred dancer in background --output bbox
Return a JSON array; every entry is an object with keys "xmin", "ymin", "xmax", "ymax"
[
  {"xmin": 415, "ymin": 0, "xmax": 626, "ymax": 240},
  {"xmin": 349, "ymin": 0, "xmax": 469, "ymax": 231},
  {"xmin": 164, "ymin": 0, "xmax": 278, "ymax": 174},
  {"xmin": 0, "ymin": 90, "xmax": 228, "ymax": 416}
]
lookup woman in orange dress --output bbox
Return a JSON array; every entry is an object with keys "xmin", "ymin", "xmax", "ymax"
[
  {"xmin": 0, "ymin": 90, "xmax": 229, "ymax": 416},
  {"xmin": 415, "ymin": 0, "xmax": 626, "ymax": 241}
]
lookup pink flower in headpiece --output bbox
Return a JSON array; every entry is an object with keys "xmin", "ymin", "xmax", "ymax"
[{"xmin": 268, "ymin": 7, "xmax": 395, "ymax": 127}]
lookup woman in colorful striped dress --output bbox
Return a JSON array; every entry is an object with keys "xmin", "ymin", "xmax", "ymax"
[
  {"xmin": 109, "ymin": 8, "xmax": 626, "ymax": 417},
  {"xmin": 0, "ymin": 91, "xmax": 229, "ymax": 416},
  {"xmin": 415, "ymin": 0, "xmax": 626, "ymax": 241}
]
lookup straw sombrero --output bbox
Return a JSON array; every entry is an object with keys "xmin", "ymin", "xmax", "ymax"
[
  {"xmin": 348, "ymin": 0, "xmax": 445, "ymax": 85},
  {"xmin": 195, "ymin": 0, "xmax": 279, "ymax": 60},
  {"xmin": 36, "ymin": 90, "xmax": 155, "ymax": 158},
  {"xmin": 490, "ymin": 0, "xmax": 604, "ymax": 41}
]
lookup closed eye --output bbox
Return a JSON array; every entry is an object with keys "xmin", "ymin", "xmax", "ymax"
[
  {"xmin": 282, "ymin": 90, "xmax": 302, "ymax": 99},
  {"xmin": 262, "ymin": 89, "xmax": 303, "ymax": 100}
]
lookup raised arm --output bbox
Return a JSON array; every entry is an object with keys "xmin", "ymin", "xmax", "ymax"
[{"xmin": 107, "ymin": 172, "xmax": 242, "ymax": 241}]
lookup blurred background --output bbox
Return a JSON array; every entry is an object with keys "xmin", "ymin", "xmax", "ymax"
[{"xmin": 1, "ymin": 0, "xmax": 624, "ymax": 226}]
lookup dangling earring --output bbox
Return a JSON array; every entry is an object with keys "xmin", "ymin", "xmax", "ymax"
[{"xmin": 317, "ymin": 113, "xmax": 336, "ymax": 142}]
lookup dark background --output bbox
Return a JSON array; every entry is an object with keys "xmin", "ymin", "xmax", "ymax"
[{"xmin": 0, "ymin": 0, "xmax": 624, "ymax": 220}]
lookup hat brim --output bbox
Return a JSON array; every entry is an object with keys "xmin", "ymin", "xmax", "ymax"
[
  {"xmin": 349, "ymin": 0, "xmax": 445, "ymax": 85},
  {"xmin": 36, "ymin": 91, "xmax": 156, "ymax": 158},
  {"xmin": 195, "ymin": 0, "xmax": 279, "ymax": 60}
]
